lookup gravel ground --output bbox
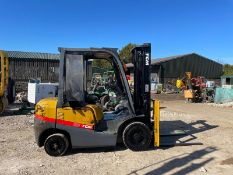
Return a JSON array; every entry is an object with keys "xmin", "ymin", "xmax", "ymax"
[
  {"xmin": 0, "ymin": 96, "xmax": 233, "ymax": 175},
  {"xmin": 206, "ymin": 102, "xmax": 233, "ymax": 108}
]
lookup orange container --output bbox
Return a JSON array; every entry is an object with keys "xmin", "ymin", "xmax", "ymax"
[{"xmin": 184, "ymin": 90, "xmax": 194, "ymax": 99}]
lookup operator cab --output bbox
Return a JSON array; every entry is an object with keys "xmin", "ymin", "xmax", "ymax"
[{"xmin": 57, "ymin": 48, "xmax": 133, "ymax": 123}]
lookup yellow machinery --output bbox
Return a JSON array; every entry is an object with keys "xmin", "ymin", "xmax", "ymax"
[
  {"xmin": 176, "ymin": 72, "xmax": 194, "ymax": 99},
  {"xmin": 183, "ymin": 72, "xmax": 193, "ymax": 99},
  {"xmin": 0, "ymin": 51, "xmax": 9, "ymax": 113},
  {"xmin": 177, "ymin": 72, "xmax": 208, "ymax": 102},
  {"xmin": 176, "ymin": 72, "xmax": 191, "ymax": 89},
  {"xmin": 176, "ymin": 79, "xmax": 185, "ymax": 89}
]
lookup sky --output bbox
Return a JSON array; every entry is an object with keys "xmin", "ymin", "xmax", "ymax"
[{"xmin": 0, "ymin": 0, "xmax": 233, "ymax": 64}]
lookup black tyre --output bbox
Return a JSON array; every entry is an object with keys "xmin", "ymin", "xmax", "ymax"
[
  {"xmin": 100, "ymin": 95, "xmax": 110, "ymax": 106},
  {"xmin": 44, "ymin": 133, "xmax": 69, "ymax": 156},
  {"xmin": 123, "ymin": 122, "xmax": 151, "ymax": 151},
  {"xmin": 7, "ymin": 78, "xmax": 15, "ymax": 104}
]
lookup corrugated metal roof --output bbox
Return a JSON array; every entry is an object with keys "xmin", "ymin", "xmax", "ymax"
[
  {"xmin": 6, "ymin": 51, "xmax": 60, "ymax": 60},
  {"xmin": 126, "ymin": 53, "xmax": 197, "ymax": 68},
  {"xmin": 153, "ymin": 53, "xmax": 222, "ymax": 66},
  {"xmin": 152, "ymin": 53, "xmax": 196, "ymax": 64},
  {"xmin": 126, "ymin": 53, "xmax": 221, "ymax": 68}
]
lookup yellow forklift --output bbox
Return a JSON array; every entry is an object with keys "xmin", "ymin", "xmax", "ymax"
[
  {"xmin": 0, "ymin": 51, "xmax": 9, "ymax": 113},
  {"xmin": 34, "ymin": 43, "xmax": 160, "ymax": 156}
]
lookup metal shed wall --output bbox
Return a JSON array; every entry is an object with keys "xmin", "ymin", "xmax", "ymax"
[
  {"xmin": 156, "ymin": 54, "xmax": 223, "ymax": 79},
  {"xmin": 6, "ymin": 51, "xmax": 60, "ymax": 92},
  {"xmin": 7, "ymin": 51, "xmax": 60, "ymax": 82},
  {"xmin": 8, "ymin": 58, "xmax": 59, "ymax": 82}
]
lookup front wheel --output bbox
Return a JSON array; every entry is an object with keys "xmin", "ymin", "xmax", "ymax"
[
  {"xmin": 123, "ymin": 122, "xmax": 151, "ymax": 151},
  {"xmin": 44, "ymin": 133, "xmax": 69, "ymax": 156}
]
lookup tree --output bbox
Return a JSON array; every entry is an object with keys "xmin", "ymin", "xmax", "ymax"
[
  {"xmin": 118, "ymin": 43, "xmax": 136, "ymax": 63},
  {"xmin": 92, "ymin": 43, "xmax": 137, "ymax": 69},
  {"xmin": 223, "ymin": 64, "xmax": 233, "ymax": 75},
  {"xmin": 92, "ymin": 59, "xmax": 112, "ymax": 69}
]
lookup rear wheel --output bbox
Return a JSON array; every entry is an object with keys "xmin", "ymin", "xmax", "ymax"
[
  {"xmin": 123, "ymin": 122, "xmax": 151, "ymax": 151},
  {"xmin": 44, "ymin": 133, "xmax": 69, "ymax": 156}
]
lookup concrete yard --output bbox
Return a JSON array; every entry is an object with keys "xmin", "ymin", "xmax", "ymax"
[{"xmin": 0, "ymin": 94, "xmax": 233, "ymax": 175}]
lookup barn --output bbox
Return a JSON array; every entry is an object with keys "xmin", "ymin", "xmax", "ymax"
[
  {"xmin": 127, "ymin": 53, "xmax": 223, "ymax": 85},
  {"xmin": 6, "ymin": 51, "xmax": 60, "ymax": 91}
]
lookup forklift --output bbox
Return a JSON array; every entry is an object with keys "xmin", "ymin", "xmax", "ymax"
[{"xmin": 34, "ymin": 43, "xmax": 160, "ymax": 156}]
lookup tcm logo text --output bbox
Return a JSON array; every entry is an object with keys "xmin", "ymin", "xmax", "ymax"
[{"xmin": 145, "ymin": 53, "xmax": 150, "ymax": 66}]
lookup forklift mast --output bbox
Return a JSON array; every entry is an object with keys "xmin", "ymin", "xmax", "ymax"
[{"xmin": 131, "ymin": 43, "xmax": 151, "ymax": 120}]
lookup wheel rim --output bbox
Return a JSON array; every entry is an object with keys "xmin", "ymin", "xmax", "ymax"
[
  {"xmin": 128, "ymin": 127, "xmax": 148, "ymax": 146},
  {"xmin": 47, "ymin": 137, "xmax": 66, "ymax": 155}
]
